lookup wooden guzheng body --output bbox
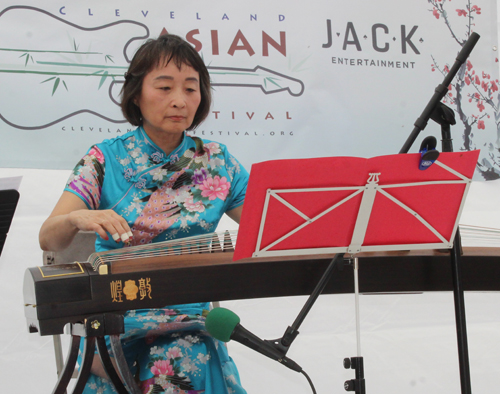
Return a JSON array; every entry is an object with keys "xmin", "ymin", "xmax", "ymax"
[{"xmin": 23, "ymin": 231, "xmax": 500, "ymax": 336}]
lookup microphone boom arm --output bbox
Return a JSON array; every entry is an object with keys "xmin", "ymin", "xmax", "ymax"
[{"xmin": 399, "ymin": 32, "xmax": 480, "ymax": 154}]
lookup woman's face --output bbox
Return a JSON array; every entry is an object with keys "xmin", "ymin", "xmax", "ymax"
[{"xmin": 136, "ymin": 60, "xmax": 202, "ymax": 138}]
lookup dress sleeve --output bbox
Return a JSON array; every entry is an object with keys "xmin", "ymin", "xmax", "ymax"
[
  {"xmin": 224, "ymin": 149, "xmax": 249, "ymax": 212},
  {"xmin": 64, "ymin": 145, "xmax": 105, "ymax": 210}
]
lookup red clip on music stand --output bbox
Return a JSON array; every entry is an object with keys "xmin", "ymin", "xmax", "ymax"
[
  {"xmin": 235, "ymin": 151, "xmax": 479, "ymax": 261},
  {"xmin": 234, "ymin": 151, "xmax": 479, "ymax": 394}
]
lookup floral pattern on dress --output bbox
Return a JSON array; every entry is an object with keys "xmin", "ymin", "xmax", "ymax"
[
  {"xmin": 65, "ymin": 129, "xmax": 246, "ymax": 249},
  {"xmin": 79, "ymin": 307, "xmax": 246, "ymax": 394},
  {"xmin": 66, "ymin": 146, "xmax": 105, "ymax": 210}
]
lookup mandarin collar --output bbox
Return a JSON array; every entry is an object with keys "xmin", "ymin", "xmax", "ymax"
[{"xmin": 138, "ymin": 127, "xmax": 187, "ymax": 165}]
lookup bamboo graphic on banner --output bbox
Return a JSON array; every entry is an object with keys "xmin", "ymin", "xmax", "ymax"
[{"xmin": 0, "ymin": 46, "xmax": 126, "ymax": 95}]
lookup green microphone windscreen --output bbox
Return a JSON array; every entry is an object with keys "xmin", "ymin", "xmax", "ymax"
[{"xmin": 205, "ymin": 307, "xmax": 240, "ymax": 342}]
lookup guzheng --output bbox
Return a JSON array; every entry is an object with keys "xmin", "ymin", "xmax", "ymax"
[{"xmin": 24, "ymin": 231, "xmax": 500, "ymax": 336}]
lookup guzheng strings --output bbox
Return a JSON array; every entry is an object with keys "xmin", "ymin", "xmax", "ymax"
[{"xmin": 88, "ymin": 230, "xmax": 238, "ymax": 271}]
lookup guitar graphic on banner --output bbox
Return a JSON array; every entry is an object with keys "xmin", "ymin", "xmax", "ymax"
[{"xmin": 0, "ymin": 6, "xmax": 305, "ymax": 130}]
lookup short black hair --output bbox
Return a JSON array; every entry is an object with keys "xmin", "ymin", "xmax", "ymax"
[{"xmin": 121, "ymin": 34, "xmax": 211, "ymax": 130}]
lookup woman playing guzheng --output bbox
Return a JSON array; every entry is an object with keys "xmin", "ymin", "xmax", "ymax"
[{"xmin": 39, "ymin": 34, "xmax": 248, "ymax": 394}]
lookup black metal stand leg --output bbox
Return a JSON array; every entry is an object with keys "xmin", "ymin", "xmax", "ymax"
[
  {"xmin": 52, "ymin": 335, "xmax": 81, "ymax": 394},
  {"xmin": 439, "ymin": 106, "xmax": 472, "ymax": 394},
  {"xmin": 50, "ymin": 314, "xmax": 132, "ymax": 394},
  {"xmin": 72, "ymin": 336, "xmax": 96, "ymax": 394},
  {"xmin": 96, "ymin": 337, "xmax": 129, "ymax": 394},
  {"xmin": 110, "ymin": 335, "xmax": 142, "ymax": 394},
  {"xmin": 450, "ymin": 234, "xmax": 472, "ymax": 394}
]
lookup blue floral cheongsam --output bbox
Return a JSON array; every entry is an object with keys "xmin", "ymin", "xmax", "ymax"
[{"xmin": 65, "ymin": 127, "xmax": 249, "ymax": 394}]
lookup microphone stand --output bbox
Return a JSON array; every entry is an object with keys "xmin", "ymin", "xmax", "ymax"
[
  {"xmin": 399, "ymin": 32, "xmax": 480, "ymax": 155},
  {"xmin": 265, "ymin": 253, "xmax": 346, "ymax": 355},
  {"xmin": 264, "ymin": 254, "xmax": 367, "ymax": 393},
  {"xmin": 263, "ymin": 253, "xmax": 367, "ymax": 393},
  {"xmin": 399, "ymin": 32, "xmax": 480, "ymax": 394}
]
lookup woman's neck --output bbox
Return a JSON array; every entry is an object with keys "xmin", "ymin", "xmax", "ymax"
[{"xmin": 142, "ymin": 127, "xmax": 184, "ymax": 156}]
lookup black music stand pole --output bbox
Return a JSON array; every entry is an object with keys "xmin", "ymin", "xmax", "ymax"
[
  {"xmin": 434, "ymin": 103, "xmax": 472, "ymax": 394},
  {"xmin": 399, "ymin": 33, "xmax": 480, "ymax": 394}
]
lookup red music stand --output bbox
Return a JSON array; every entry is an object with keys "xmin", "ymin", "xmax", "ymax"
[
  {"xmin": 234, "ymin": 150, "xmax": 479, "ymax": 393},
  {"xmin": 235, "ymin": 151, "xmax": 478, "ymax": 260}
]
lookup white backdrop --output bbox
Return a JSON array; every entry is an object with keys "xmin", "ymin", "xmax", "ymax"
[{"xmin": 0, "ymin": 0, "xmax": 499, "ymax": 180}]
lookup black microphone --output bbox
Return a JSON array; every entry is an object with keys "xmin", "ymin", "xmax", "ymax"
[
  {"xmin": 418, "ymin": 136, "xmax": 440, "ymax": 170},
  {"xmin": 205, "ymin": 307, "xmax": 303, "ymax": 372}
]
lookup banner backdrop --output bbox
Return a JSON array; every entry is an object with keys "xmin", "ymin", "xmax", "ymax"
[{"xmin": 0, "ymin": 1, "xmax": 498, "ymax": 180}]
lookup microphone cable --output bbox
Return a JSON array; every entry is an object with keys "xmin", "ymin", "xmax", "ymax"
[{"xmin": 300, "ymin": 369, "xmax": 317, "ymax": 394}]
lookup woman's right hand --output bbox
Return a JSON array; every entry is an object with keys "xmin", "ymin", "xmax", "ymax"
[
  {"xmin": 39, "ymin": 191, "xmax": 132, "ymax": 251},
  {"xmin": 68, "ymin": 209, "xmax": 133, "ymax": 243}
]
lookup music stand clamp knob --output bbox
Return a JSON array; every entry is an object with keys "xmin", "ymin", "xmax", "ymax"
[
  {"xmin": 343, "ymin": 357, "xmax": 366, "ymax": 394},
  {"xmin": 344, "ymin": 378, "xmax": 366, "ymax": 393},
  {"xmin": 344, "ymin": 379, "xmax": 355, "ymax": 391}
]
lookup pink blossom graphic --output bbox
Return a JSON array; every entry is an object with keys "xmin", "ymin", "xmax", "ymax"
[
  {"xmin": 166, "ymin": 346, "xmax": 183, "ymax": 359},
  {"xmin": 477, "ymin": 101, "xmax": 485, "ymax": 112},
  {"xmin": 204, "ymin": 142, "xmax": 221, "ymax": 156},
  {"xmin": 184, "ymin": 195, "xmax": 205, "ymax": 213},
  {"xmin": 200, "ymin": 176, "xmax": 230, "ymax": 201},
  {"xmin": 151, "ymin": 360, "xmax": 174, "ymax": 376},
  {"xmin": 429, "ymin": 0, "xmax": 500, "ymax": 179}
]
